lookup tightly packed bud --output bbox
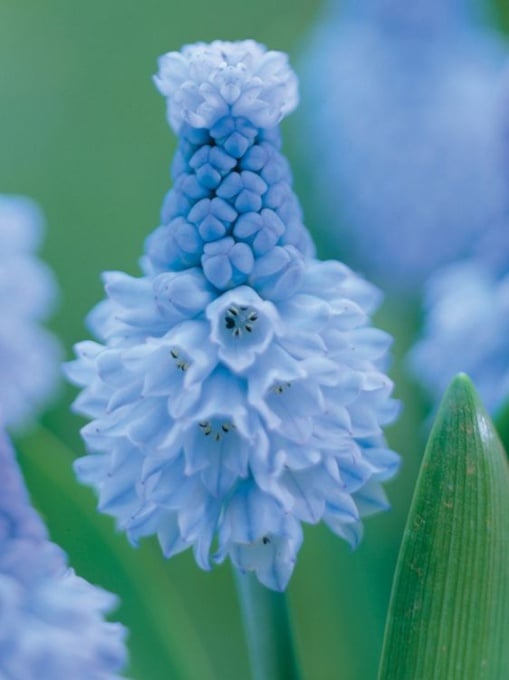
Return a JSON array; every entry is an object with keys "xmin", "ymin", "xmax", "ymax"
[
  {"xmin": 67, "ymin": 41, "xmax": 399, "ymax": 590},
  {"xmin": 145, "ymin": 42, "xmax": 312, "ymax": 296}
]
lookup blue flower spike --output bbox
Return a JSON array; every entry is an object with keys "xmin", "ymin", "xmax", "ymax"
[
  {"xmin": 0, "ymin": 427, "xmax": 127, "ymax": 678},
  {"xmin": 299, "ymin": 0, "xmax": 508, "ymax": 288},
  {"xmin": 0, "ymin": 196, "xmax": 61, "ymax": 430},
  {"xmin": 409, "ymin": 260, "xmax": 509, "ymax": 415},
  {"xmin": 409, "ymin": 71, "xmax": 509, "ymax": 414},
  {"xmin": 66, "ymin": 41, "xmax": 400, "ymax": 591}
]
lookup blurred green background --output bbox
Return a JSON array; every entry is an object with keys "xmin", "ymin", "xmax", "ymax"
[{"xmin": 1, "ymin": 1, "xmax": 508, "ymax": 678}]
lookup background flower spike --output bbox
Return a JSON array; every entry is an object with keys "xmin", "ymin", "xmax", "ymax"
[
  {"xmin": 0, "ymin": 195, "xmax": 61, "ymax": 430},
  {"xmin": 378, "ymin": 374, "xmax": 509, "ymax": 679},
  {"xmin": 408, "ymin": 259, "xmax": 509, "ymax": 415},
  {"xmin": 66, "ymin": 40, "xmax": 400, "ymax": 591},
  {"xmin": 0, "ymin": 427, "xmax": 128, "ymax": 678},
  {"xmin": 408, "ymin": 70, "xmax": 509, "ymax": 415},
  {"xmin": 298, "ymin": 0, "xmax": 508, "ymax": 290}
]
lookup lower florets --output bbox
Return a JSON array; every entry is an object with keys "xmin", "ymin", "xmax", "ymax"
[{"xmin": 67, "ymin": 260, "xmax": 399, "ymax": 590}]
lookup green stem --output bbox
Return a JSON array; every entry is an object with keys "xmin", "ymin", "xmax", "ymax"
[{"xmin": 234, "ymin": 569, "xmax": 302, "ymax": 680}]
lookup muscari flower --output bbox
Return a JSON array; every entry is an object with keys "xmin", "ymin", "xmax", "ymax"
[
  {"xmin": 66, "ymin": 40, "xmax": 400, "ymax": 591},
  {"xmin": 0, "ymin": 427, "xmax": 127, "ymax": 678},
  {"xmin": 298, "ymin": 0, "xmax": 508, "ymax": 289},
  {"xmin": 408, "ymin": 260, "xmax": 509, "ymax": 414},
  {"xmin": 0, "ymin": 195, "xmax": 61, "ymax": 430},
  {"xmin": 409, "ymin": 73, "xmax": 509, "ymax": 415}
]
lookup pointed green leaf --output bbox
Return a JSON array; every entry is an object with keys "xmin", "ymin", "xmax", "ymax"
[
  {"xmin": 495, "ymin": 397, "xmax": 509, "ymax": 454},
  {"xmin": 379, "ymin": 374, "xmax": 509, "ymax": 680}
]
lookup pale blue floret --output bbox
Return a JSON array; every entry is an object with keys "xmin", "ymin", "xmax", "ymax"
[
  {"xmin": 66, "ymin": 41, "xmax": 399, "ymax": 590},
  {"xmin": 0, "ymin": 427, "xmax": 128, "ymax": 678},
  {"xmin": 0, "ymin": 196, "xmax": 61, "ymax": 430},
  {"xmin": 409, "ymin": 261, "xmax": 509, "ymax": 414},
  {"xmin": 154, "ymin": 41, "xmax": 299, "ymax": 133},
  {"xmin": 298, "ymin": 0, "xmax": 508, "ymax": 288}
]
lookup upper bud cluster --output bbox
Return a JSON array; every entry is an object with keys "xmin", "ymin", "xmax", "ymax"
[
  {"xmin": 145, "ymin": 41, "xmax": 312, "ymax": 294},
  {"xmin": 154, "ymin": 40, "xmax": 298, "ymax": 133}
]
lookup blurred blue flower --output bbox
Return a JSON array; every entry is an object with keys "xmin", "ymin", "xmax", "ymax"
[
  {"xmin": 0, "ymin": 427, "xmax": 127, "ymax": 678},
  {"xmin": 0, "ymin": 196, "xmax": 61, "ymax": 430},
  {"xmin": 409, "ymin": 260, "xmax": 509, "ymax": 414},
  {"xmin": 66, "ymin": 41, "xmax": 399, "ymax": 591},
  {"xmin": 298, "ymin": 0, "xmax": 508, "ymax": 289}
]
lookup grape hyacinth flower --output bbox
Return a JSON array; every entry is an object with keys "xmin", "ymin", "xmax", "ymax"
[
  {"xmin": 298, "ymin": 0, "xmax": 508, "ymax": 289},
  {"xmin": 66, "ymin": 41, "xmax": 400, "ymax": 591},
  {"xmin": 0, "ymin": 427, "xmax": 127, "ymax": 678},
  {"xmin": 0, "ymin": 196, "xmax": 61, "ymax": 430},
  {"xmin": 409, "ymin": 261, "xmax": 509, "ymax": 415},
  {"xmin": 410, "ymin": 72, "xmax": 509, "ymax": 416}
]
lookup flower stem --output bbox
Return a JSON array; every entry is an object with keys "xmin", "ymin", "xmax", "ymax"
[{"xmin": 234, "ymin": 569, "xmax": 302, "ymax": 680}]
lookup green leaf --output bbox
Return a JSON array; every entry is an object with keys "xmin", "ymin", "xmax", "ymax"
[
  {"xmin": 494, "ymin": 397, "xmax": 509, "ymax": 454},
  {"xmin": 378, "ymin": 374, "xmax": 509, "ymax": 680}
]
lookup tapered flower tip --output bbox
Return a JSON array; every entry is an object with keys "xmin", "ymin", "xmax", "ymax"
[{"xmin": 154, "ymin": 40, "xmax": 299, "ymax": 133}]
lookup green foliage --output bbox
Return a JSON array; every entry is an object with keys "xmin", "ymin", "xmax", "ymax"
[
  {"xmin": 495, "ymin": 398, "xmax": 509, "ymax": 454},
  {"xmin": 379, "ymin": 375, "xmax": 509, "ymax": 680}
]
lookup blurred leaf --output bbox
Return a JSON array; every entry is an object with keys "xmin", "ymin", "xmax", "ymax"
[
  {"xmin": 16, "ymin": 426, "xmax": 215, "ymax": 680},
  {"xmin": 378, "ymin": 374, "xmax": 509, "ymax": 680},
  {"xmin": 494, "ymin": 397, "xmax": 509, "ymax": 454}
]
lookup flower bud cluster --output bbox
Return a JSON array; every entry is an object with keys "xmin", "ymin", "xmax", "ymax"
[{"xmin": 146, "ymin": 41, "xmax": 312, "ymax": 296}]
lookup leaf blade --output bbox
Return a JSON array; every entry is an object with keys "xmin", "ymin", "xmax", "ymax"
[{"xmin": 379, "ymin": 374, "xmax": 509, "ymax": 680}]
